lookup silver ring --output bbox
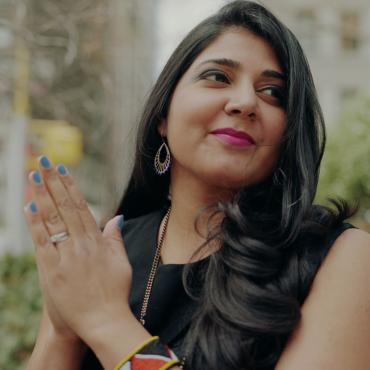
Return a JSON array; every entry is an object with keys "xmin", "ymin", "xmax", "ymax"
[{"xmin": 50, "ymin": 231, "xmax": 70, "ymax": 244}]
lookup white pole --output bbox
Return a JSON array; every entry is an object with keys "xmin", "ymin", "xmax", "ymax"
[
  {"xmin": 4, "ymin": 114, "xmax": 28, "ymax": 254},
  {"xmin": 1, "ymin": 1, "xmax": 30, "ymax": 255}
]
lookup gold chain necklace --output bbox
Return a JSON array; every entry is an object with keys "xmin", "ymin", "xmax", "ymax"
[
  {"xmin": 139, "ymin": 205, "xmax": 171, "ymax": 325},
  {"xmin": 138, "ymin": 205, "xmax": 187, "ymax": 368}
]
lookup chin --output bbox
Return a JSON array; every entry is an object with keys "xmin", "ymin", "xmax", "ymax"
[{"xmin": 201, "ymin": 170, "xmax": 252, "ymax": 191}]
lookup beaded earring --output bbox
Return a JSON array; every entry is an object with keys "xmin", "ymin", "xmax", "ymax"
[{"xmin": 154, "ymin": 137, "xmax": 171, "ymax": 175}]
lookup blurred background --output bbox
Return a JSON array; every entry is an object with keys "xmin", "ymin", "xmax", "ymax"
[{"xmin": 0, "ymin": 0, "xmax": 369, "ymax": 368}]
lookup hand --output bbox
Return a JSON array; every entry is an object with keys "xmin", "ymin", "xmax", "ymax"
[
  {"xmin": 24, "ymin": 156, "xmax": 133, "ymax": 342},
  {"xmin": 29, "ymin": 192, "xmax": 80, "ymax": 341},
  {"xmin": 38, "ymin": 267, "xmax": 78, "ymax": 341},
  {"xmin": 40, "ymin": 304, "xmax": 82, "ymax": 345},
  {"xmin": 26, "ymin": 305, "xmax": 87, "ymax": 370}
]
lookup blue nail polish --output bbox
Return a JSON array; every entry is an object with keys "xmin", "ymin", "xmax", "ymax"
[
  {"xmin": 57, "ymin": 164, "xmax": 67, "ymax": 175},
  {"xmin": 39, "ymin": 155, "xmax": 51, "ymax": 169},
  {"xmin": 117, "ymin": 215, "xmax": 125, "ymax": 229},
  {"xmin": 32, "ymin": 171, "xmax": 42, "ymax": 184},
  {"xmin": 29, "ymin": 202, "xmax": 37, "ymax": 213}
]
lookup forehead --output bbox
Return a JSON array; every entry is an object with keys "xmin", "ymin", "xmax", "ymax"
[{"xmin": 189, "ymin": 27, "xmax": 282, "ymax": 74}]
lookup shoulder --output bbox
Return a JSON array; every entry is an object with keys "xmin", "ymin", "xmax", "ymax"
[
  {"xmin": 315, "ymin": 226, "xmax": 370, "ymax": 282},
  {"xmin": 309, "ymin": 227, "xmax": 370, "ymax": 292},
  {"xmin": 121, "ymin": 208, "xmax": 164, "ymax": 239},
  {"xmin": 119, "ymin": 208, "xmax": 165, "ymax": 263},
  {"xmin": 276, "ymin": 227, "xmax": 370, "ymax": 369}
]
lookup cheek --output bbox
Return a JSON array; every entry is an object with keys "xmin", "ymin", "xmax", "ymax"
[
  {"xmin": 244, "ymin": 115, "xmax": 285, "ymax": 183},
  {"xmin": 260, "ymin": 109, "xmax": 286, "ymax": 146},
  {"xmin": 167, "ymin": 88, "xmax": 224, "ymax": 133},
  {"xmin": 255, "ymin": 144, "xmax": 281, "ymax": 173}
]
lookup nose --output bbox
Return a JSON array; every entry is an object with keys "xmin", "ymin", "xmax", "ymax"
[{"xmin": 224, "ymin": 84, "xmax": 257, "ymax": 119}]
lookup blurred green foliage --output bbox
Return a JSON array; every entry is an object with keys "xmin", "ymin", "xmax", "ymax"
[
  {"xmin": 316, "ymin": 95, "xmax": 370, "ymax": 228},
  {"xmin": 0, "ymin": 253, "xmax": 41, "ymax": 369}
]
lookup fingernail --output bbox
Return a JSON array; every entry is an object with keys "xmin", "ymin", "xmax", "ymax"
[
  {"xmin": 32, "ymin": 171, "xmax": 42, "ymax": 184},
  {"xmin": 39, "ymin": 155, "xmax": 51, "ymax": 169},
  {"xmin": 29, "ymin": 201, "xmax": 37, "ymax": 213},
  {"xmin": 117, "ymin": 215, "xmax": 125, "ymax": 229},
  {"xmin": 57, "ymin": 164, "xmax": 67, "ymax": 175}
]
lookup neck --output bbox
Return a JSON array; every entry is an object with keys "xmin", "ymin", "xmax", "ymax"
[{"xmin": 159, "ymin": 165, "xmax": 234, "ymax": 264}]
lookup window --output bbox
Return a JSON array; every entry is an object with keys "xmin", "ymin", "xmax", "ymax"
[
  {"xmin": 296, "ymin": 9, "xmax": 317, "ymax": 52},
  {"xmin": 340, "ymin": 11, "xmax": 360, "ymax": 51}
]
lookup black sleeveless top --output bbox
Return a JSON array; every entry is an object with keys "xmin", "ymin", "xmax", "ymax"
[{"xmin": 81, "ymin": 206, "xmax": 355, "ymax": 369}]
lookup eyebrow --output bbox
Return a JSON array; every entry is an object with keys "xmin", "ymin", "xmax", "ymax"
[{"xmin": 197, "ymin": 58, "xmax": 286, "ymax": 81}]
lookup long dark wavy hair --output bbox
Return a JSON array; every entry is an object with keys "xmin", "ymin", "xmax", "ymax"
[{"xmin": 115, "ymin": 1, "xmax": 356, "ymax": 369}]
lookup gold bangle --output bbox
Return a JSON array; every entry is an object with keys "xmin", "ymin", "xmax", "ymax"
[
  {"xmin": 158, "ymin": 359, "xmax": 182, "ymax": 370},
  {"xmin": 112, "ymin": 336, "xmax": 159, "ymax": 370}
]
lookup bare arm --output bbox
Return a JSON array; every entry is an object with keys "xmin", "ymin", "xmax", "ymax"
[
  {"xmin": 82, "ymin": 310, "xmax": 182, "ymax": 370},
  {"xmin": 276, "ymin": 228, "xmax": 370, "ymax": 369},
  {"xmin": 26, "ymin": 306, "xmax": 86, "ymax": 370}
]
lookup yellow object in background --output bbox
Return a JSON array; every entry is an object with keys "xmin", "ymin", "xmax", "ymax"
[{"xmin": 27, "ymin": 119, "xmax": 83, "ymax": 170}]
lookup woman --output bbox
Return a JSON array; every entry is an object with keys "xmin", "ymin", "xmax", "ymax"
[{"xmin": 24, "ymin": 1, "xmax": 370, "ymax": 369}]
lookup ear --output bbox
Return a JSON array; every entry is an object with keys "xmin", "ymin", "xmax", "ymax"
[{"xmin": 157, "ymin": 119, "xmax": 167, "ymax": 137}]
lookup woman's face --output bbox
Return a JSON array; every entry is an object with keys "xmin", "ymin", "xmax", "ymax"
[{"xmin": 159, "ymin": 27, "xmax": 287, "ymax": 190}]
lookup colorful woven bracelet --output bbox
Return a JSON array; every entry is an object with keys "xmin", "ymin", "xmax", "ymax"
[{"xmin": 113, "ymin": 336, "xmax": 181, "ymax": 370}]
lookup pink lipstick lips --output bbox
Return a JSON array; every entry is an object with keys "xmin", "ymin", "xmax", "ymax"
[{"xmin": 211, "ymin": 127, "xmax": 256, "ymax": 147}]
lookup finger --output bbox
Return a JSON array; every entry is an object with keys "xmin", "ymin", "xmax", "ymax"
[
  {"xmin": 102, "ymin": 216, "xmax": 130, "ymax": 263},
  {"xmin": 55, "ymin": 164, "xmax": 101, "ymax": 238},
  {"xmin": 102, "ymin": 215, "xmax": 124, "ymax": 243},
  {"xmin": 28, "ymin": 170, "xmax": 68, "ymax": 237},
  {"xmin": 23, "ymin": 200, "xmax": 59, "ymax": 267},
  {"xmin": 37, "ymin": 156, "xmax": 84, "ymax": 237}
]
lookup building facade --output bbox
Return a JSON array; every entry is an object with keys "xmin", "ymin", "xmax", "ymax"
[{"xmin": 265, "ymin": 0, "xmax": 370, "ymax": 125}]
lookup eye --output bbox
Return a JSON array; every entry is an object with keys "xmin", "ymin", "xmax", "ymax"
[
  {"xmin": 258, "ymin": 86, "xmax": 287, "ymax": 106},
  {"xmin": 260, "ymin": 86, "xmax": 282, "ymax": 98},
  {"xmin": 199, "ymin": 70, "xmax": 230, "ymax": 83}
]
